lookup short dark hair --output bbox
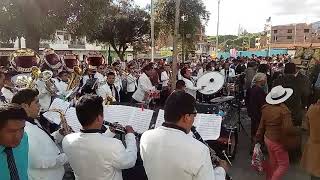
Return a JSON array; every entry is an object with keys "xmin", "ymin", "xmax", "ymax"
[
  {"xmin": 180, "ymin": 67, "xmax": 188, "ymax": 78},
  {"xmin": 164, "ymin": 91, "xmax": 196, "ymax": 123},
  {"xmin": 12, "ymin": 88, "xmax": 39, "ymax": 105},
  {"xmin": 176, "ymin": 80, "xmax": 185, "ymax": 90},
  {"xmin": 0, "ymin": 103, "xmax": 27, "ymax": 129},
  {"xmin": 284, "ymin": 63, "xmax": 296, "ymax": 74},
  {"xmin": 107, "ymin": 72, "xmax": 115, "ymax": 77},
  {"xmin": 142, "ymin": 64, "xmax": 153, "ymax": 72},
  {"xmin": 76, "ymin": 94, "xmax": 104, "ymax": 127}
]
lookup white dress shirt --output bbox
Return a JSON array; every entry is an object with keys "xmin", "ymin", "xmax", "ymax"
[
  {"xmin": 132, "ymin": 73, "xmax": 155, "ymax": 103},
  {"xmin": 220, "ymin": 68, "xmax": 236, "ymax": 78},
  {"xmin": 96, "ymin": 83, "xmax": 120, "ymax": 101},
  {"xmin": 160, "ymin": 71, "xmax": 169, "ymax": 87},
  {"xmin": 140, "ymin": 126, "xmax": 225, "ymax": 180},
  {"xmin": 62, "ymin": 132, "xmax": 137, "ymax": 180},
  {"xmin": 94, "ymin": 72, "xmax": 105, "ymax": 83},
  {"xmin": 1, "ymin": 87, "xmax": 14, "ymax": 102},
  {"xmin": 182, "ymin": 77, "xmax": 201, "ymax": 99},
  {"xmin": 25, "ymin": 121, "xmax": 66, "ymax": 180},
  {"xmin": 54, "ymin": 79, "xmax": 68, "ymax": 97},
  {"xmin": 36, "ymin": 80, "xmax": 52, "ymax": 112},
  {"xmin": 126, "ymin": 74, "xmax": 137, "ymax": 93}
]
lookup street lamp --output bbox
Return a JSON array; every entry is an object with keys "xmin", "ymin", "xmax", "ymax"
[
  {"xmin": 151, "ymin": 0, "xmax": 155, "ymax": 62},
  {"xmin": 215, "ymin": 0, "xmax": 221, "ymax": 56}
]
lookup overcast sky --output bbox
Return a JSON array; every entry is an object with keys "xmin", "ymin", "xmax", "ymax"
[{"xmin": 135, "ymin": 0, "xmax": 320, "ymax": 36}]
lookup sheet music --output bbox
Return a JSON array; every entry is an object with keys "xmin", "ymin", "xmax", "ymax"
[
  {"xmin": 42, "ymin": 98, "xmax": 70, "ymax": 125},
  {"xmin": 103, "ymin": 105, "xmax": 133, "ymax": 126},
  {"xmin": 128, "ymin": 108, "xmax": 154, "ymax": 134},
  {"xmin": 50, "ymin": 98, "xmax": 70, "ymax": 112},
  {"xmin": 104, "ymin": 105, "xmax": 153, "ymax": 133},
  {"xmin": 195, "ymin": 114, "xmax": 222, "ymax": 141},
  {"xmin": 155, "ymin": 109, "xmax": 165, "ymax": 128},
  {"xmin": 65, "ymin": 107, "xmax": 83, "ymax": 132}
]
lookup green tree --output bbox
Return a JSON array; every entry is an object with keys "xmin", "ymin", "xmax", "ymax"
[
  {"xmin": 81, "ymin": 1, "xmax": 150, "ymax": 61},
  {"xmin": 155, "ymin": 0, "xmax": 209, "ymax": 58}
]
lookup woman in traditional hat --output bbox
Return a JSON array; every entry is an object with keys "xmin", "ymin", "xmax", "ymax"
[{"xmin": 256, "ymin": 85, "xmax": 299, "ymax": 180}]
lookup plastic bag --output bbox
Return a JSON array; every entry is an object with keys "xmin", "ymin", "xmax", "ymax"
[{"xmin": 251, "ymin": 143, "xmax": 265, "ymax": 172}]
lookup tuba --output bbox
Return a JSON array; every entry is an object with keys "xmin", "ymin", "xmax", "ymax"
[
  {"xmin": 67, "ymin": 66, "xmax": 83, "ymax": 91},
  {"xmin": 48, "ymin": 109, "xmax": 72, "ymax": 135}
]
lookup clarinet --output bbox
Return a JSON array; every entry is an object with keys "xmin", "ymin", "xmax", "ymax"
[
  {"xmin": 191, "ymin": 126, "xmax": 232, "ymax": 180},
  {"xmin": 104, "ymin": 121, "xmax": 142, "ymax": 137}
]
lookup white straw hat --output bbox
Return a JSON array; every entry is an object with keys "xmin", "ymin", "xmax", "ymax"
[{"xmin": 266, "ymin": 85, "xmax": 293, "ymax": 105}]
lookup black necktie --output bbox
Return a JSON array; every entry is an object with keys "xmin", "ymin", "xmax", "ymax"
[
  {"xmin": 4, "ymin": 148, "xmax": 20, "ymax": 180},
  {"xmin": 0, "ymin": 95, "xmax": 7, "ymax": 103}
]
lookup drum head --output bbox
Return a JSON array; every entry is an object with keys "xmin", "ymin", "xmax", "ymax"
[{"xmin": 197, "ymin": 72, "xmax": 225, "ymax": 95}]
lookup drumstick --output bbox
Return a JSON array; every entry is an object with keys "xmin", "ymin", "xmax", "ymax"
[{"xmin": 222, "ymin": 150, "xmax": 232, "ymax": 166}]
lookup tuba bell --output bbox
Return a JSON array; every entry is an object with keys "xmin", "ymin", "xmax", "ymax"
[
  {"xmin": 27, "ymin": 66, "xmax": 41, "ymax": 89},
  {"xmin": 67, "ymin": 66, "xmax": 83, "ymax": 91}
]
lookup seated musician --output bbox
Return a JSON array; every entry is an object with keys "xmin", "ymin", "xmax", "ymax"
[
  {"xmin": 12, "ymin": 88, "xmax": 68, "ymax": 180},
  {"xmin": 62, "ymin": 94, "xmax": 137, "ymax": 180},
  {"xmin": 140, "ymin": 91, "xmax": 227, "ymax": 180}
]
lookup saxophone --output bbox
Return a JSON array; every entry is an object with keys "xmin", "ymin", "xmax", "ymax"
[{"xmin": 49, "ymin": 109, "xmax": 72, "ymax": 135}]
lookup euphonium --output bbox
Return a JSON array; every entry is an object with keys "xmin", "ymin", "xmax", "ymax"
[
  {"xmin": 41, "ymin": 70, "xmax": 58, "ymax": 96},
  {"xmin": 49, "ymin": 109, "xmax": 72, "ymax": 135},
  {"xmin": 27, "ymin": 66, "xmax": 41, "ymax": 88},
  {"xmin": 67, "ymin": 66, "xmax": 83, "ymax": 91}
]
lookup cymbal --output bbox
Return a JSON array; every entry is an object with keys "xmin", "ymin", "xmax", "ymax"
[
  {"xmin": 210, "ymin": 96, "xmax": 235, "ymax": 103},
  {"xmin": 197, "ymin": 71, "xmax": 225, "ymax": 95}
]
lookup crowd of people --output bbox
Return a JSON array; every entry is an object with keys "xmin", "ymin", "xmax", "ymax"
[{"xmin": 0, "ymin": 48, "xmax": 320, "ymax": 180}]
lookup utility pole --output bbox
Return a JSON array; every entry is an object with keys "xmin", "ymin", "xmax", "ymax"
[
  {"xmin": 151, "ymin": 0, "xmax": 155, "ymax": 62},
  {"xmin": 171, "ymin": 0, "xmax": 181, "ymax": 90},
  {"xmin": 215, "ymin": 0, "xmax": 221, "ymax": 57}
]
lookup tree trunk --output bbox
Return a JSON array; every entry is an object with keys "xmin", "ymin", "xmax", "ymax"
[
  {"xmin": 171, "ymin": 0, "xmax": 181, "ymax": 91},
  {"xmin": 25, "ymin": 33, "xmax": 40, "ymax": 53}
]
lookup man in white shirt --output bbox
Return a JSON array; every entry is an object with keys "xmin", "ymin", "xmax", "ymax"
[
  {"xmin": 140, "ymin": 91, "xmax": 226, "ymax": 180},
  {"xmin": 126, "ymin": 64, "xmax": 137, "ymax": 102},
  {"xmin": 11, "ymin": 88, "xmax": 68, "ymax": 180},
  {"xmin": 62, "ymin": 94, "xmax": 137, "ymax": 180},
  {"xmin": 54, "ymin": 71, "xmax": 70, "ymax": 99},
  {"xmin": 220, "ymin": 62, "xmax": 236, "ymax": 83},
  {"xmin": 180, "ymin": 67, "xmax": 205, "ymax": 99},
  {"xmin": 96, "ymin": 72, "xmax": 120, "ymax": 102},
  {"xmin": 132, "ymin": 64, "xmax": 156, "ymax": 103}
]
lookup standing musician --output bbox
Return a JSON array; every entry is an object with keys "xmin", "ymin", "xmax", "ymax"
[
  {"xmin": 140, "ymin": 91, "xmax": 227, "ymax": 180},
  {"xmin": 180, "ymin": 67, "xmax": 205, "ymax": 99},
  {"xmin": 125, "ymin": 64, "xmax": 138, "ymax": 102},
  {"xmin": 12, "ymin": 88, "xmax": 69, "ymax": 180},
  {"xmin": 0, "ymin": 71, "xmax": 9, "ymax": 104},
  {"xmin": 62, "ymin": 94, "xmax": 137, "ymax": 180},
  {"xmin": 220, "ymin": 61, "xmax": 236, "ymax": 83},
  {"xmin": 1, "ymin": 71, "xmax": 16, "ymax": 103},
  {"xmin": 132, "ymin": 64, "xmax": 156, "ymax": 104},
  {"xmin": 97, "ymin": 72, "xmax": 120, "ymax": 102},
  {"xmin": 55, "ymin": 70, "xmax": 70, "ymax": 99}
]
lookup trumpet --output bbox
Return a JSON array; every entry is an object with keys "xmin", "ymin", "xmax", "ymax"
[{"xmin": 49, "ymin": 109, "xmax": 72, "ymax": 135}]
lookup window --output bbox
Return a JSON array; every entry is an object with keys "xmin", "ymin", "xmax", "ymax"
[
  {"xmin": 288, "ymin": 29, "xmax": 293, "ymax": 33},
  {"xmin": 304, "ymin": 29, "xmax": 310, "ymax": 33},
  {"xmin": 273, "ymin": 30, "xmax": 278, "ymax": 34},
  {"xmin": 287, "ymin": 36, "xmax": 293, "ymax": 39},
  {"xmin": 274, "ymin": 36, "xmax": 278, "ymax": 41}
]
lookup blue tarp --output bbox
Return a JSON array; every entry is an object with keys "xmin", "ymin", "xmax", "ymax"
[{"xmin": 218, "ymin": 49, "xmax": 288, "ymax": 59}]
